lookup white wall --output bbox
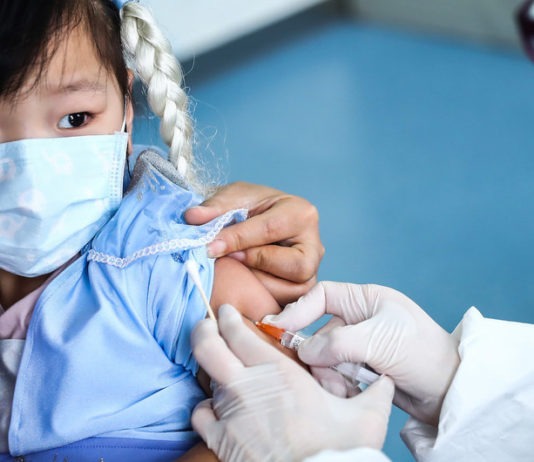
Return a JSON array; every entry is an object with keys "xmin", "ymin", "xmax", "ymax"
[
  {"xmin": 143, "ymin": 0, "xmax": 327, "ymax": 60},
  {"xmin": 347, "ymin": 0, "xmax": 524, "ymax": 47}
]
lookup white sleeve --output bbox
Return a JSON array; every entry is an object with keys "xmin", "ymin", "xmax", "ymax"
[
  {"xmin": 305, "ymin": 447, "xmax": 391, "ymax": 462},
  {"xmin": 401, "ymin": 307, "xmax": 534, "ymax": 462}
]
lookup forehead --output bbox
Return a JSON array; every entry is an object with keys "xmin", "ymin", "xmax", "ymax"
[{"xmin": 35, "ymin": 25, "xmax": 115, "ymax": 95}]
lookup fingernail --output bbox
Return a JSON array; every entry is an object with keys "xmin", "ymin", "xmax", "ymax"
[
  {"xmin": 186, "ymin": 205, "xmax": 205, "ymax": 214},
  {"xmin": 207, "ymin": 239, "xmax": 227, "ymax": 258},
  {"xmin": 228, "ymin": 251, "xmax": 245, "ymax": 262}
]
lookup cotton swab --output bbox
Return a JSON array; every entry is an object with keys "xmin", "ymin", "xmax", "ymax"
[{"xmin": 185, "ymin": 259, "xmax": 216, "ymax": 322}]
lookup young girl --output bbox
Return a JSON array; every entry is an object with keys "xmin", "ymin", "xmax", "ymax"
[{"xmin": 0, "ymin": 1, "xmax": 296, "ymax": 460}]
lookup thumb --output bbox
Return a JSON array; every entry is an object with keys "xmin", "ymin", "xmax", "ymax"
[
  {"xmin": 191, "ymin": 399, "xmax": 217, "ymax": 441},
  {"xmin": 297, "ymin": 321, "xmax": 374, "ymax": 368},
  {"xmin": 184, "ymin": 182, "xmax": 256, "ymax": 225},
  {"xmin": 345, "ymin": 376, "xmax": 395, "ymax": 449},
  {"xmin": 184, "ymin": 203, "xmax": 222, "ymax": 225},
  {"xmin": 358, "ymin": 375, "xmax": 395, "ymax": 412},
  {"xmin": 262, "ymin": 282, "xmax": 330, "ymax": 332}
]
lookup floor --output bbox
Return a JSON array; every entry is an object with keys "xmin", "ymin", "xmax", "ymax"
[{"xmin": 134, "ymin": 5, "xmax": 534, "ymax": 460}]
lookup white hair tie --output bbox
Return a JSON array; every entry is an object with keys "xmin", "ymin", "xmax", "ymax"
[{"xmin": 113, "ymin": 0, "xmax": 137, "ymax": 10}]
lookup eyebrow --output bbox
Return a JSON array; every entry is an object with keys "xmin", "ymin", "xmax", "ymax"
[{"xmin": 50, "ymin": 78, "xmax": 107, "ymax": 95}]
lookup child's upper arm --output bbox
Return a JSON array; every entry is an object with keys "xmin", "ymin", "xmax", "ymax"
[
  {"xmin": 210, "ymin": 256, "xmax": 301, "ymax": 361},
  {"xmin": 211, "ymin": 256, "xmax": 280, "ymax": 321}
]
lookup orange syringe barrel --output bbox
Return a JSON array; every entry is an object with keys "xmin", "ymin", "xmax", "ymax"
[
  {"xmin": 255, "ymin": 322, "xmax": 307, "ymax": 350},
  {"xmin": 255, "ymin": 322, "xmax": 285, "ymax": 341}
]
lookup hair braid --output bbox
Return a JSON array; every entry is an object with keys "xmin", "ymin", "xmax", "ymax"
[{"xmin": 119, "ymin": 2, "xmax": 201, "ymax": 191}]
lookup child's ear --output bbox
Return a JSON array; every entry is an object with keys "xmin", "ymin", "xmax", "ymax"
[{"xmin": 126, "ymin": 69, "xmax": 135, "ymax": 155}]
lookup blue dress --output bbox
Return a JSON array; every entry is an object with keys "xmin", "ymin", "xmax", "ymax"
[{"xmin": 2, "ymin": 149, "xmax": 246, "ymax": 461}]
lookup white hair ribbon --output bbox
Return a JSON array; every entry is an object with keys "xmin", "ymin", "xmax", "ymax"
[{"xmin": 113, "ymin": 0, "xmax": 137, "ymax": 10}]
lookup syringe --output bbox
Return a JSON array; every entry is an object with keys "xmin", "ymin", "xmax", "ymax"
[{"xmin": 255, "ymin": 322, "xmax": 379, "ymax": 386}]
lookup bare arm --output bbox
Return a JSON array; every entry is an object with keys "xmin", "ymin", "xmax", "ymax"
[{"xmin": 210, "ymin": 256, "xmax": 301, "ymax": 360}]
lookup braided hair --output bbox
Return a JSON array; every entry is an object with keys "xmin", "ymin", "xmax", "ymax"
[{"xmin": 119, "ymin": 2, "xmax": 200, "ymax": 191}]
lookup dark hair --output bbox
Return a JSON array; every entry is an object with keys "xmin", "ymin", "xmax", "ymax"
[{"xmin": 0, "ymin": 0, "xmax": 129, "ymax": 101}]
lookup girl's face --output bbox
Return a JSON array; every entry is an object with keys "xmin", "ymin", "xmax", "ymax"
[{"xmin": 0, "ymin": 25, "xmax": 133, "ymax": 144}]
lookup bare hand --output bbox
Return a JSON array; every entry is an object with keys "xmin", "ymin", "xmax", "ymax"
[{"xmin": 184, "ymin": 182, "xmax": 324, "ymax": 305}]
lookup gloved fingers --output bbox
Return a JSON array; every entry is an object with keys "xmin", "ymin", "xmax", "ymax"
[
  {"xmin": 319, "ymin": 282, "xmax": 385, "ymax": 324},
  {"xmin": 298, "ymin": 322, "xmax": 372, "ymax": 367},
  {"xmin": 272, "ymin": 282, "xmax": 383, "ymax": 330},
  {"xmin": 191, "ymin": 399, "xmax": 218, "ymax": 442},
  {"xmin": 357, "ymin": 375, "xmax": 395, "ymax": 414},
  {"xmin": 218, "ymin": 304, "xmax": 290, "ymax": 367},
  {"xmin": 211, "ymin": 364, "xmax": 285, "ymax": 421},
  {"xmin": 263, "ymin": 281, "xmax": 331, "ymax": 331},
  {"xmin": 307, "ymin": 283, "xmax": 405, "ymax": 324},
  {"xmin": 310, "ymin": 365, "xmax": 352, "ymax": 398},
  {"xmin": 191, "ymin": 318, "xmax": 246, "ymax": 385},
  {"xmin": 347, "ymin": 375, "xmax": 395, "ymax": 449}
]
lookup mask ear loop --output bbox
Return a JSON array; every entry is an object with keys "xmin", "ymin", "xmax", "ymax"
[
  {"xmin": 124, "ymin": 150, "xmax": 133, "ymax": 189},
  {"xmin": 120, "ymin": 99, "xmax": 128, "ymax": 133},
  {"xmin": 120, "ymin": 98, "xmax": 133, "ymax": 188}
]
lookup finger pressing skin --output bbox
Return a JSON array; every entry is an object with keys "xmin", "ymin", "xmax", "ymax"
[
  {"xmin": 232, "ymin": 243, "xmax": 321, "ymax": 284},
  {"xmin": 250, "ymin": 268, "xmax": 317, "ymax": 306},
  {"xmin": 191, "ymin": 318, "xmax": 245, "ymax": 385},
  {"xmin": 217, "ymin": 304, "xmax": 288, "ymax": 367}
]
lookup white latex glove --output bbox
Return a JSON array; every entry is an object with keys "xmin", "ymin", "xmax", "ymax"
[
  {"xmin": 265, "ymin": 282, "xmax": 460, "ymax": 425},
  {"xmin": 191, "ymin": 304, "xmax": 395, "ymax": 462}
]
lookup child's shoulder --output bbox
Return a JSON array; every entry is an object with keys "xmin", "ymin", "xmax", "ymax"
[{"xmin": 88, "ymin": 149, "xmax": 245, "ymax": 269}]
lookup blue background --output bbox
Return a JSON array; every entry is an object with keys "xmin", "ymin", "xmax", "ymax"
[{"xmin": 134, "ymin": 6, "xmax": 534, "ymax": 460}]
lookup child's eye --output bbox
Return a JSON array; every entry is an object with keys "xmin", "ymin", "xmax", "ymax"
[{"xmin": 58, "ymin": 112, "xmax": 90, "ymax": 129}]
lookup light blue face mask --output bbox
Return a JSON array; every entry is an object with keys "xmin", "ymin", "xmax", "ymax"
[{"xmin": 0, "ymin": 132, "xmax": 128, "ymax": 277}]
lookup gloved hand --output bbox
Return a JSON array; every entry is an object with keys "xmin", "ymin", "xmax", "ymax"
[
  {"xmin": 191, "ymin": 304, "xmax": 395, "ymax": 462},
  {"xmin": 264, "ymin": 282, "xmax": 460, "ymax": 426}
]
